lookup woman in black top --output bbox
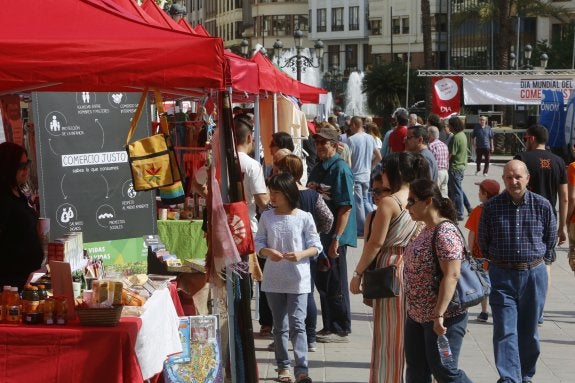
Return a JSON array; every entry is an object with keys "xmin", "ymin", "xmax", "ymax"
[{"xmin": 0, "ymin": 142, "xmax": 43, "ymax": 290}]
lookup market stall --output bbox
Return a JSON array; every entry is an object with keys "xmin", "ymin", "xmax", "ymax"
[{"xmin": 0, "ymin": 286, "xmax": 181, "ymax": 383}]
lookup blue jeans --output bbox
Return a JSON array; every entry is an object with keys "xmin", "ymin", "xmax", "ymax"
[
  {"xmin": 305, "ymin": 258, "xmax": 318, "ymax": 343},
  {"xmin": 489, "ymin": 262, "xmax": 547, "ymax": 383},
  {"xmin": 448, "ymin": 169, "xmax": 465, "ymax": 219},
  {"xmin": 266, "ymin": 292, "xmax": 309, "ymax": 378},
  {"xmin": 354, "ymin": 181, "xmax": 372, "ymax": 236},
  {"xmin": 316, "ymin": 245, "xmax": 351, "ymax": 335},
  {"xmin": 405, "ymin": 313, "xmax": 472, "ymax": 383}
]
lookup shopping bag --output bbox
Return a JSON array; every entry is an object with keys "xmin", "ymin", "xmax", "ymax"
[
  {"xmin": 223, "ymin": 201, "xmax": 255, "ymax": 256},
  {"xmin": 125, "ymin": 90, "xmax": 182, "ymax": 191}
]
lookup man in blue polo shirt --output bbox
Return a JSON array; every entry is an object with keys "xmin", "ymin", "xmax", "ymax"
[
  {"xmin": 478, "ymin": 159, "xmax": 557, "ymax": 383},
  {"xmin": 308, "ymin": 127, "xmax": 357, "ymax": 343}
]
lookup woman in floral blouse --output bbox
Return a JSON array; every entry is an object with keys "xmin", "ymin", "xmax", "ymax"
[{"xmin": 403, "ymin": 178, "xmax": 472, "ymax": 383}]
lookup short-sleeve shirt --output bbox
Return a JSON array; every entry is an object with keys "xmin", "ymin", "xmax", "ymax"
[
  {"xmin": 404, "ymin": 222, "xmax": 467, "ymax": 323},
  {"xmin": 471, "ymin": 125, "xmax": 493, "ymax": 148},
  {"xmin": 348, "ymin": 131, "xmax": 377, "ymax": 183},
  {"xmin": 428, "ymin": 139, "xmax": 449, "ymax": 170},
  {"xmin": 389, "ymin": 125, "xmax": 407, "ymax": 153},
  {"xmin": 238, "ymin": 151, "xmax": 268, "ymax": 234},
  {"xmin": 514, "ymin": 149, "xmax": 566, "ymax": 213},
  {"xmin": 448, "ymin": 131, "xmax": 468, "ymax": 171},
  {"xmin": 308, "ymin": 154, "xmax": 357, "ymax": 247}
]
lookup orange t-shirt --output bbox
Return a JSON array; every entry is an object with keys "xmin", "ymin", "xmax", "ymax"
[
  {"xmin": 464, "ymin": 205, "xmax": 483, "ymax": 258},
  {"xmin": 568, "ymin": 162, "xmax": 575, "ymax": 223}
]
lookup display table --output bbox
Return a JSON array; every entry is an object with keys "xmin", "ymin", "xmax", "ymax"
[
  {"xmin": 157, "ymin": 219, "xmax": 207, "ymax": 261},
  {"xmin": 0, "ymin": 287, "xmax": 182, "ymax": 383}
]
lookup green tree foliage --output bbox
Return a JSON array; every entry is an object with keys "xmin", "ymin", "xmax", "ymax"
[{"xmin": 362, "ymin": 62, "xmax": 426, "ymax": 120}]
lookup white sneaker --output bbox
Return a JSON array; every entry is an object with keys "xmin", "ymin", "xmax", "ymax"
[{"xmin": 475, "ymin": 171, "xmax": 480, "ymax": 176}]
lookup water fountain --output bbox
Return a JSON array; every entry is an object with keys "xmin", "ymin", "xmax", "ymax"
[{"xmin": 345, "ymin": 71, "xmax": 368, "ymax": 117}]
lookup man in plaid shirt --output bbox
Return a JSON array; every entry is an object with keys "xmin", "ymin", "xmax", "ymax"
[
  {"xmin": 478, "ymin": 160, "xmax": 557, "ymax": 383},
  {"xmin": 428, "ymin": 125, "xmax": 449, "ymax": 197}
]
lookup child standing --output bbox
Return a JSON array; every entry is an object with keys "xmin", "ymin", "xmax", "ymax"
[
  {"xmin": 465, "ymin": 178, "xmax": 500, "ymax": 322},
  {"xmin": 255, "ymin": 173, "xmax": 323, "ymax": 383}
]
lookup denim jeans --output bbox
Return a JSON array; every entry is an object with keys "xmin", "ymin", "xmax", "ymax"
[
  {"xmin": 405, "ymin": 313, "xmax": 472, "ymax": 383},
  {"xmin": 448, "ymin": 169, "xmax": 465, "ymax": 219},
  {"xmin": 354, "ymin": 181, "xmax": 372, "ymax": 236},
  {"xmin": 489, "ymin": 262, "xmax": 547, "ymax": 383},
  {"xmin": 475, "ymin": 147, "xmax": 491, "ymax": 174},
  {"xmin": 316, "ymin": 245, "xmax": 351, "ymax": 335},
  {"xmin": 267, "ymin": 292, "xmax": 309, "ymax": 378},
  {"xmin": 305, "ymin": 258, "xmax": 318, "ymax": 343}
]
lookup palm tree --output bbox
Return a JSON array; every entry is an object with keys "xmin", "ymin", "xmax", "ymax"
[{"xmin": 452, "ymin": 0, "xmax": 566, "ymax": 69}]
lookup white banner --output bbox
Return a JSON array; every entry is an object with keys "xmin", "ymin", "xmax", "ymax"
[{"xmin": 464, "ymin": 75, "xmax": 575, "ymax": 105}]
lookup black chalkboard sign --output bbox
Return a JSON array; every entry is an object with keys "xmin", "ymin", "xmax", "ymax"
[{"xmin": 33, "ymin": 92, "xmax": 156, "ymax": 262}]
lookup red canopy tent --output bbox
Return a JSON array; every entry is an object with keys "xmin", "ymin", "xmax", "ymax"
[
  {"xmin": 0, "ymin": 0, "xmax": 224, "ymax": 94},
  {"xmin": 298, "ymin": 81, "xmax": 328, "ymax": 104}
]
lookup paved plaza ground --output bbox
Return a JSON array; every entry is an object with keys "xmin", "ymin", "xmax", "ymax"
[{"xmin": 253, "ymin": 163, "xmax": 575, "ymax": 383}]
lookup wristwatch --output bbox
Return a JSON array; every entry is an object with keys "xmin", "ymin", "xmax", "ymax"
[{"xmin": 353, "ymin": 271, "xmax": 362, "ymax": 278}]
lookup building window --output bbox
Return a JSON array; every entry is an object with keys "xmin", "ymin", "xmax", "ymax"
[
  {"xmin": 349, "ymin": 6, "xmax": 359, "ymax": 31},
  {"xmin": 309, "ymin": 10, "xmax": 312, "ymax": 32},
  {"xmin": 370, "ymin": 19, "xmax": 382, "ymax": 35},
  {"xmin": 272, "ymin": 15, "xmax": 288, "ymax": 36},
  {"xmin": 317, "ymin": 9, "xmax": 326, "ymax": 32},
  {"xmin": 392, "ymin": 17, "xmax": 400, "ymax": 34},
  {"xmin": 345, "ymin": 44, "xmax": 357, "ymax": 73},
  {"xmin": 328, "ymin": 45, "xmax": 340, "ymax": 68},
  {"xmin": 402, "ymin": 16, "xmax": 409, "ymax": 34},
  {"xmin": 294, "ymin": 14, "xmax": 308, "ymax": 32},
  {"xmin": 392, "ymin": 16, "xmax": 409, "ymax": 34},
  {"xmin": 332, "ymin": 7, "xmax": 344, "ymax": 32}
]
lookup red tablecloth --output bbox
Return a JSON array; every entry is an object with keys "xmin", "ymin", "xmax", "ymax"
[{"xmin": 0, "ymin": 318, "xmax": 143, "ymax": 383}]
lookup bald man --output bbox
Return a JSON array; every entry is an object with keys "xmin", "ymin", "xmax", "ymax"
[{"xmin": 478, "ymin": 160, "xmax": 557, "ymax": 383}]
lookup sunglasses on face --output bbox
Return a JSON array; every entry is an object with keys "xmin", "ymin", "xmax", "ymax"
[
  {"xmin": 18, "ymin": 160, "xmax": 31, "ymax": 170},
  {"xmin": 406, "ymin": 197, "xmax": 420, "ymax": 208}
]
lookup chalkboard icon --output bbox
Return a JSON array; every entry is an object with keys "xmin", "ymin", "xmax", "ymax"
[
  {"xmin": 55, "ymin": 203, "xmax": 78, "ymax": 228},
  {"xmin": 96, "ymin": 204, "xmax": 117, "ymax": 228},
  {"xmin": 50, "ymin": 115, "xmax": 61, "ymax": 132}
]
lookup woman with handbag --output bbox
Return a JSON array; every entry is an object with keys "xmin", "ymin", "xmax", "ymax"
[
  {"xmin": 403, "ymin": 178, "xmax": 472, "ymax": 383},
  {"xmin": 349, "ymin": 152, "xmax": 429, "ymax": 383}
]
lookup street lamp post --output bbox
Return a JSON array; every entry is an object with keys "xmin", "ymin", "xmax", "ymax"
[
  {"xmin": 272, "ymin": 30, "xmax": 324, "ymax": 82},
  {"xmin": 509, "ymin": 44, "xmax": 548, "ymax": 70},
  {"xmin": 323, "ymin": 65, "xmax": 344, "ymax": 95},
  {"xmin": 240, "ymin": 38, "xmax": 249, "ymax": 58}
]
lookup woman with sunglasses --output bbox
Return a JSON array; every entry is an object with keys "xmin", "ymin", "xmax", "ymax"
[
  {"xmin": 350, "ymin": 152, "xmax": 429, "ymax": 383},
  {"xmin": 0, "ymin": 142, "xmax": 43, "ymax": 290},
  {"xmin": 403, "ymin": 178, "xmax": 472, "ymax": 383}
]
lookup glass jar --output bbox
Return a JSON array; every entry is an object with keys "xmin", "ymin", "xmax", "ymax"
[{"xmin": 22, "ymin": 285, "xmax": 41, "ymax": 324}]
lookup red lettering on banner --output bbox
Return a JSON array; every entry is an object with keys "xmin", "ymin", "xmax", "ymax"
[{"xmin": 520, "ymin": 89, "xmax": 542, "ymax": 99}]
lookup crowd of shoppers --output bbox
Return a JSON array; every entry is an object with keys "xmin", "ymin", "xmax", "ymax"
[{"xmin": 238, "ymin": 107, "xmax": 571, "ymax": 383}]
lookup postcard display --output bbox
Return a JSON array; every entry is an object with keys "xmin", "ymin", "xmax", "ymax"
[
  {"xmin": 33, "ymin": 92, "xmax": 156, "ymax": 265},
  {"xmin": 164, "ymin": 315, "xmax": 223, "ymax": 383}
]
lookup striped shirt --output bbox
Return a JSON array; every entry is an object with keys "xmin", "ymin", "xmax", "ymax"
[
  {"xmin": 478, "ymin": 190, "xmax": 557, "ymax": 263},
  {"xmin": 428, "ymin": 139, "xmax": 449, "ymax": 170}
]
